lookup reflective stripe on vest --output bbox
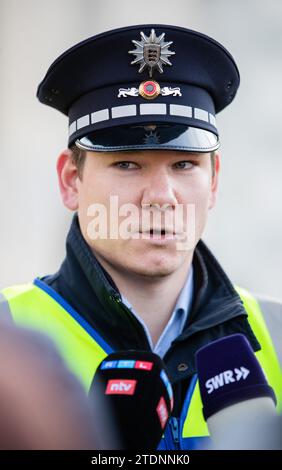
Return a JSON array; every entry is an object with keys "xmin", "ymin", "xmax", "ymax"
[
  {"xmin": 1, "ymin": 279, "xmax": 113, "ymax": 391},
  {"xmin": 1, "ymin": 279, "xmax": 282, "ymax": 449},
  {"xmin": 178, "ymin": 286, "xmax": 282, "ymax": 448}
]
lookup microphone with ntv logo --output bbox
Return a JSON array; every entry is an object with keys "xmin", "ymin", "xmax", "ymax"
[
  {"xmin": 89, "ymin": 350, "xmax": 174, "ymax": 450},
  {"xmin": 196, "ymin": 334, "xmax": 281, "ymax": 449}
]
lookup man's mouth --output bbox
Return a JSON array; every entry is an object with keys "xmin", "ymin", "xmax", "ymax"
[{"xmin": 139, "ymin": 228, "xmax": 177, "ymax": 239}]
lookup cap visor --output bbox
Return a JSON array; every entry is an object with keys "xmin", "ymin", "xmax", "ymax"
[{"xmin": 76, "ymin": 124, "xmax": 219, "ymax": 153}]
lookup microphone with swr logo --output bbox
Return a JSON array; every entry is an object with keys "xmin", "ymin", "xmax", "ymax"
[
  {"xmin": 196, "ymin": 334, "xmax": 279, "ymax": 449},
  {"xmin": 89, "ymin": 350, "xmax": 174, "ymax": 449}
]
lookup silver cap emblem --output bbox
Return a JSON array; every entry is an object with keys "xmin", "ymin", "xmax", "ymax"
[{"xmin": 129, "ymin": 29, "xmax": 175, "ymax": 78}]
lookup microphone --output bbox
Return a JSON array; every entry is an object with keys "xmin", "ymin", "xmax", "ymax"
[
  {"xmin": 89, "ymin": 350, "xmax": 174, "ymax": 450},
  {"xmin": 196, "ymin": 334, "xmax": 278, "ymax": 449}
]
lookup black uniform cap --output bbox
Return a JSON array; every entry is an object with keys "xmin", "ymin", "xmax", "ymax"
[{"xmin": 37, "ymin": 24, "xmax": 240, "ymax": 153}]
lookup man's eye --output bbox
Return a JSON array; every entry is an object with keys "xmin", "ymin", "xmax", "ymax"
[
  {"xmin": 173, "ymin": 161, "xmax": 194, "ymax": 170},
  {"xmin": 114, "ymin": 161, "xmax": 139, "ymax": 170}
]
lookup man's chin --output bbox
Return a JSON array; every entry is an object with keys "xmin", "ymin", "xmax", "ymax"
[{"xmin": 128, "ymin": 259, "xmax": 181, "ymax": 279}]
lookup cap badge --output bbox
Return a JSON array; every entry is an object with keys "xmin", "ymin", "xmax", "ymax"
[
  {"xmin": 118, "ymin": 85, "xmax": 182, "ymax": 99},
  {"xmin": 139, "ymin": 80, "xmax": 160, "ymax": 99},
  {"xmin": 129, "ymin": 29, "xmax": 175, "ymax": 78}
]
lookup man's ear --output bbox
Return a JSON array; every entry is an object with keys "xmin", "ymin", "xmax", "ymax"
[
  {"xmin": 208, "ymin": 151, "xmax": 220, "ymax": 210},
  {"xmin": 56, "ymin": 149, "xmax": 79, "ymax": 211}
]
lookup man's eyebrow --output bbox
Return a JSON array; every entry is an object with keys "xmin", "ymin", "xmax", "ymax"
[
  {"xmin": 181, "ymin": 153, "xmax": 204, "ymax": 158},
  {"xmin": 169, "ymin": 153, "xmax": 204, "ymax": 160},
  {"xmin": 105, "ymin": 156, "xmax": 135, "ymax": 163}
]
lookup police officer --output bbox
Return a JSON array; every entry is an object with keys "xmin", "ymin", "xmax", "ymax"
[{"xmin": 1, "ymin": 24, "xmax": 282, "ymax": 449}]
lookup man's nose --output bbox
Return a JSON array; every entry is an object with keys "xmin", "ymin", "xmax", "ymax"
[{"xmin": 141, "ymin": 170, "xmax": 178, "ymax": 209}]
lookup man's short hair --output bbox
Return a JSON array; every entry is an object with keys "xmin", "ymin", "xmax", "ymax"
[{"xmin": 70, "ymin": 144, "xmax": 86, "ymax": 179}]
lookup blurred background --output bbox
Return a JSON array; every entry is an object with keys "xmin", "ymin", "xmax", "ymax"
[{"xmin": 0, "ymin": 0, "xmax": 281, "ymax": 299}]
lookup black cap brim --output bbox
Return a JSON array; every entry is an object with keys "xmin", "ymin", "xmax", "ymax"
[{"xmin": 75, "ymin": 123, "xmax": 219, "ymax": 153}]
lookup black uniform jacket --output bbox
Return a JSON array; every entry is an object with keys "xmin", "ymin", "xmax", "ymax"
[{"xmin": 42, "ymin": 214, "xmax": 260, "ymax": 416}]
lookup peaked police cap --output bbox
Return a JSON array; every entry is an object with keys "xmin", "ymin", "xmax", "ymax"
[{"xmin": 37, "ymin": 24, "xmax": 240, "ymax": 153}]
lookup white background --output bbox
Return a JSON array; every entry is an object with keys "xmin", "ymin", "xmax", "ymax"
[{"xmin": 0, "ymin": 0, "xmax": 281, "ymax": 299}]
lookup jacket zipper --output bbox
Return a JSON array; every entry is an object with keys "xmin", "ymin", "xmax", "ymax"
[{"xmin": 169, "ymin": 417, "xmax": 180, "ymax": 450}]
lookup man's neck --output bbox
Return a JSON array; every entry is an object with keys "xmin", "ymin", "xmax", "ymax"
[{"xmin": 93, "ymin": 253, "xmax": 193, "ymax": 345}]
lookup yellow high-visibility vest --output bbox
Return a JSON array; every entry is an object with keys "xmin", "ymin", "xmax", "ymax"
[{"xmin": 1, "ymin": 280, "xmax": 281, "ymax": 449}]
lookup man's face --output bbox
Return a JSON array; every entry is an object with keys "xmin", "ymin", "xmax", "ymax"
[{"xmin": 58, "ymin": 149, "xmax": 219, "ymax": 279}]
